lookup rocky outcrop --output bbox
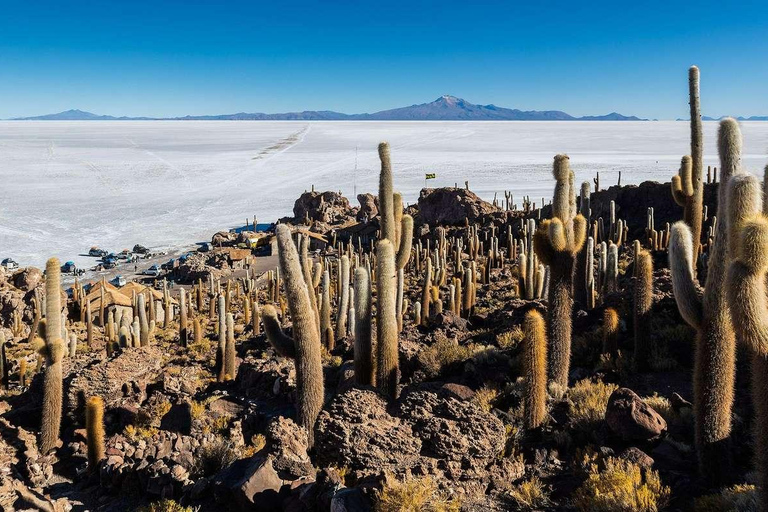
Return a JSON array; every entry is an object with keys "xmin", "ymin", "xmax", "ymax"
[
  {"xmin": 213, "ymin": 455, "xmax": 284, "ymax": 511},
  {"xmin": 293, "ymin": 191, "xmax": 355, "ymax": 225},
  {"xmin": 416, "ymin": 187, "xmax": 497, "ymax": 226},
  {"xmin": 314, "ymin": 388, "xmax": 422, "ymax": 471},
  {"xmin": 356, "ymin": 193, "xmax": 378, "ymax": 221},
  {"xmin": 66, "ymin": 346, "xmax": 164, "ymax": 423},
  {"xmin": 605, "ymin": 388, "xmax": 667, "ymax": 441}
]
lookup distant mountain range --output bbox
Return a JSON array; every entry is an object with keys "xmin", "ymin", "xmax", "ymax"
[
  {"xmin": 701, "ymin": 115, "xmax": 768, "ymax": 121},
  {"xmin": 12, "ymin": 95, "xmax": 648, "ymax": 121}
]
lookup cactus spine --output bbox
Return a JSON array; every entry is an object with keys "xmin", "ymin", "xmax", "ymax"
[
  {"xmin": 523, "ymin": 309, "xmax": 547, "ymax": 430},
  {"xmin": 534, "ymin": 155, "xmax": 587, "ymax": 387},
  {"xmin": 263, "ymin": 224, "xmax": 324, "ymax": 446},
  {"xmin": 40, "ymin": 258, "xmax": 64, "ymax": 454},
  {"xmin": 86, "ymin": 395, "xmax": 105, "ymax": 471},
  {"xmin": 669, "ymin": 117, "xmax": 742, "ymax": 484}
]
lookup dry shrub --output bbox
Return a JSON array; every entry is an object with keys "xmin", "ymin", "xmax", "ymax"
[
  {"xmin": 573, "ymin": 457, "xmax": 670, "ymax": 512},
  {"xmin": 694, "ymin": 484, "xmax": 758, "ymax": 512},
  {"xmin": 507, "ymin": 476, "xmax": 550, "ymax": 509},
  {"xmin": 376, "ymin": 475, "xmax": 460, "ymax": 512},
  {"xmin": 418, "ymin": 334, "xmax": 477, "ymax": 378},
  {"xmin": 472, "ymin": 386, "xmax": 499, "ymax": 413},
  {"xmin": 136, "ymin": 500, "xmax": 193, "ymax": 512},
  {"xmin": 193, "ymin": 437, "xmax": 238, "ymax": 477},
  {"xmin": 497, "ymin": 326, "xmax": 524, "ymax": 349},
  {"xmin": 568, "ymin": 379, "xmax": 618, "ymax": 431}
]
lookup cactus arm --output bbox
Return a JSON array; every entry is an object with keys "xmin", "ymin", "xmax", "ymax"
[
  {"xmin": 572, "ymin": 214, "xmax": 587, "ymax": 253},
  {"xmin": 671, "ymin": 175, "xmax": 688, "ymax": 206},
  {"xmin": 395, "ymin": 215, "xmax": 414, "ymax": 270},
  {"xmin": 669, "ymin": 222, "xmax": 703, "ymax": 329},
  {"xmin": 261, "ymin": 305, "xmax": 297, "ymax": 359}
]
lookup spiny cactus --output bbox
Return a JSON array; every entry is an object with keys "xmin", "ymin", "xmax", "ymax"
[
  {"xmin": 633, "ymin": 249, "xmax": 653, "ymax": 371},
  {"xmin": 722, "ymin": 171, "xmax": 768, "ymax": 506},
  {"xmin": 523, "ymin": 309, "xmax": 547, "ymax": 430},
  {"xmin": 86, "ymin": 395, "xmax": 105, "ymax": 471},
  {"xmin": 40, "ymin": 258, "xmax": 64, "ymax": 454},
  {"xmin": 534, "ymin": 155, "xmax": 587, "ymax": 387},
  {"xmin": 336, "ymin": 255, "xmax": 350, "ymax": 339},
  {"xmin": 376, "ymin": 239, "xmax": 399, "ymax": 398},
  {"xmin": 353, "ymin": 267, "xmax": 373, "ymax": 385},
  {"xmin": 263, "ymin": 224, "xmax": 324, "ymax": 446},
  {"xmin": 216, "ymin": 294, "xmax": 226, "ymax": 382},
  {"xmin": 225, "ymin": 312, "xmax": 236, "ymax": 380},
  {"xmin": 669, "ymin": 117, "xmax": 744, "ymax": 484},
  {"xmin": 138, "ymin": 294, "xmax": 149, "ymax": 347},
  {"xmin": 320, "ymin": 270, "xmax": 334, "ymax": 349},
  {"xmin": 421, "ymin": 256, "xmax": 432, "ymax": 326},
  {"xmin": 603, "ymin": 308, "xmax": 620, "ymax": 355}
]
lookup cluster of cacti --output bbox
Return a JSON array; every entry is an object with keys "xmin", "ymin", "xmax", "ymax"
[
  {"xmin": 534, "ymin": 155, "xmax": 587, "ymax": 387},
  {"xmin": 40, "ymin": 257, "xmax": 64, "ymax": 454},
  {"xmin": 645, "ymin": 207, "xmax": 671, "ymax": 252},
  {"xmin": 669, "ymin": 116, "xmax": 743, "ymax": 484}
]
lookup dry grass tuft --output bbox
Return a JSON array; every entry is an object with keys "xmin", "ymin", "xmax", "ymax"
[
  {"xmin": 573, "ymin": 456, "xmax": 670, "ymax": 512},
  {"xmin": 507, "ymin": 476, "xmax": 550, "ymax": 509},
  {"xmin": 694, "ymin": 484, "xmax": 758, "ymax": 512},
  {"xmin": 376, "ymin": 475, "xmax": 460, "ymax": 512},
  {"xmin": 568, "ymin": 379, "xmax": 618, "ymax": 431}
]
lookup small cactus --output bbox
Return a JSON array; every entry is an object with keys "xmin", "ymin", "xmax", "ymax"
[
  {"xmin": 86, "ymin": 395, "xmax": 105, "ymax": 471},
  {"xmin": 523, "ymin": 309, "xmax": 547, "ymax": 429}
]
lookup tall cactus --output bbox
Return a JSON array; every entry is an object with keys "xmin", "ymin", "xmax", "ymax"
[
  {"xmin": 523, "ymin": 309, "xmax": 547, "ymax": 430},
  {"xmin": 336, "ymin": 255, "xmax": 350, "ymax": 339},
  {"xmin": 216, "ymin": 294, "xmax": 226, "ymax": 382},
  {"xmin": 353, "ymin": 267, "xmax": 373, "ymax": 385},
  {"xmin": 179, "ymin": 288, "xmax": 188, "ymax": 347},
  {"xmin": 724, "ymin": 171, "xmax": 768, "ymax": 507},
  {"xmin": 633, "ymin": 249, "xmax": 653, "ymax": 371},
  {"xmin": 225, "ymin": 312, "xmax": 236, "ymax": 379},
  {"xmin": 138, "ymin": 294, "xmax": 149, "ymax": 347},
  {"xmin": 669, "ymin": 117, "xmax": 743, "ymax": 484},
  {"xmin": 671, "ymin": 66, "xmax": 704, "ymax": 260},
  {"xmin": 40, "ymin": 258, "xmax": 64, "ymax": 454},
  {"xmin": 534, "ymin": 155, "xmax": 587, "ymax": 387},
  {"xmin": 263, "ymin": 224, "xmax": 324, "ymax": 446},
  {"xmin": 374, "ymin": 142, "xmax": 413, "ymax": 399}
]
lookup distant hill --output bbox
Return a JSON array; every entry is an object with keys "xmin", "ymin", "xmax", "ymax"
[
  {"xmin": 680, "ymin": 115, "xmax": 768, "ymax": 121},
  {"xmin": 13, "ymin": 96, "xmax": 647, "ymax": 121}
]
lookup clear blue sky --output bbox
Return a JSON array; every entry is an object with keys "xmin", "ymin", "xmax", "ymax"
[{"xmin": 1, "ymin": 0, "xmax": 767, "ymax": 119}]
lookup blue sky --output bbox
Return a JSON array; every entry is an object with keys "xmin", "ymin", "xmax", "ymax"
[{"xmin": 1, "ymin": 0, "xmax": 767, "ymax": 119}]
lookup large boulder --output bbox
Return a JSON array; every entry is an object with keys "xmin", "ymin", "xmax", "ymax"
[
  {"xmin": 65, "ymin": 346, "xmax": 164, "ymax": 423},
  {"xmin": 266, "ymin": 416, "xmax": 314, "ymax": 479},
  {"xmin": 213, "ymin": 455, "xmax": 284, "ymax": 511},
  {"xmin": 416, "ymin": 188, "xmax": 497, "ymax": 226},
  {"xmin": 314, "ymin": 388, "xmax": 421, "ymax": 472},
  {"xmin": 356, "ymin": 193, "xmax": 378, "ymax": 221},
  {"xmin": 12, "ymin": 267, "xmax": 43, "ymax": 292},
  {"xmin": 293, "ymin": 191, "xmax": 354, "ymax": 225},
  {"xmin": 605, "ymin": 388, "xmax": 667, "ymax": 441}
]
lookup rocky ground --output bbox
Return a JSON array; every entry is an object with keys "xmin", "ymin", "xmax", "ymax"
[{"xmin": 0, "ymin": 179, "xmax": 757, "ymax": 512}]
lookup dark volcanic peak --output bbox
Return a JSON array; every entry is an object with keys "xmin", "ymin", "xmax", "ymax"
[{"xmin": 12, "ymin": 96, "xmax": 649, "ymax": 121}]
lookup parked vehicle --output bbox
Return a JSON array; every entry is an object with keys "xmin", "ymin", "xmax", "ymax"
[
  {"xmin": 111, "ymin": 275, "xmax": 127, "ymax": 287},
  {"xmin": 133, "ymin": 244, "xmax": 149, "ymax": 255},
  {"xmin": 61, "ymin": 261, "xmax": 77, "ymax": 273},
  {"xmin": 161, "ymin": 258, "xmax": 175, "ymax": 270},
  {"xmin": 143, "ymin": 265, "xmax": 161, "ymax": 277},
  {"xmin": 117, "ymin": 250, "xmax": 132, "ymax": 260},
  {"xmin": 89, "ymin": 246, "xmax": 108, "ymax": 257},
  {"xmin": 1, "ymin": 258, "xmax": 19, "ymax": 270}
]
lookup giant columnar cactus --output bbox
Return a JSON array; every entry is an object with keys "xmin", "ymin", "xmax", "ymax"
[
  {"xmin": 376, "ymin": 239, "xmax": 398, "ymax": 398},
  {"xmin": 575, "ymin": 181, "xmax": 592, "ymax": 305},
  {"xmin": 633, "ymin": 249, "xmax": 653, "ymax": 371},
  {"xmin": 263, "ymin": 224, "xmax": 324, "ymax": 446},
  {"xmin": 671, "ymin": 66, "xmax": 704, "ymax": 259},
  {"xmin": 523, "ymin": 309, "xmax": 547, "ymax": 430},
  {"xmin": 40, "ymin": 258, "xmax": 64, "ymax": 454},
  {"xmin": 299, "ymin": 234, "xmax": 321, "ymax": 332},
  {"xmin": 421, "ymin": 256, "xmax": 432, "ymax": 326},
  {"xmin": 723, "ymin": 172, "xmax": 768, "ymax": 507},
  {"xmin": 179, "ymin": 288, "xmax": 188, "ymax": 347},
  {"xmin": 225, "ymin": 312, "xmax": 236, "ymax": 379},
  {"xmin": 86, "ymin": 395, "xmax": 105, "ymax": 471},
  {"xmin": 534, "ymin": 155, "xmax": 587, "ymax": 387},
  {"xmin": 353, "ymin": 267, "xmax": 374, "ymax": 385},
  {"xmin": 138, "ymin": 294, "xmax": 149, "ymax": 347},
  {"xmin": 216, "ymin": 294, "xmax": 226, "ymax": 382},
  {"xmin": 320, "ymin": 270, "xmax": 334, "ymax": 349},
  {"xmin": 336, "ymin": 255, "xmax": 350, "ymax": 339},
  {"xmin": 375, "ymin": 142, "xmax": 414, "ymax": 399},
  {"xmin": 396, "ymin": 215, "xmax": 414, "ymax": 332},
  {"xmin": 669, "ymin": 117, "xmax": 744, "ymax": 484},
  {"xmin": 603, "ymin": 308, "xmax": 619, "ymax": 355}
]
